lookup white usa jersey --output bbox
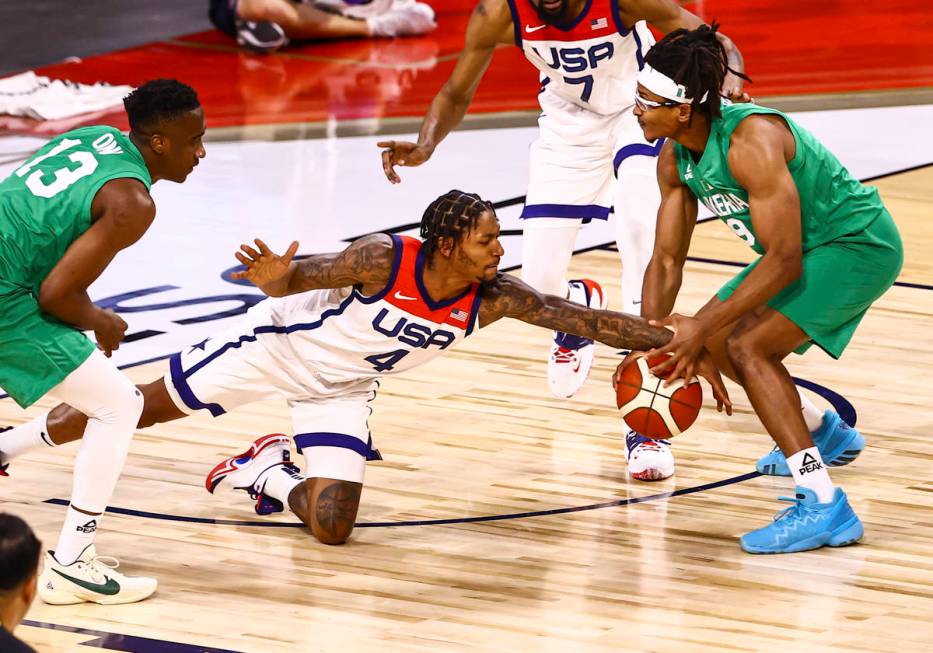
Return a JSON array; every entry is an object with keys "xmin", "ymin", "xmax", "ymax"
[
  {"xmin": 507, "ymin": 0, "xmax": 654, "ymax": 116},
  {"xmin": 228, "ymin": 234, "xmax": 484, "ymax": 397}
]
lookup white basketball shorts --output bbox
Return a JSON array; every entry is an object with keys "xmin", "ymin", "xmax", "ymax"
[
  {"xmin": 521, "ymin": 89, "xmax": 664, "ymax": 224},
  {"xmin": 164, "ymin": 322, "xmax": 381, "ymax": 484}
]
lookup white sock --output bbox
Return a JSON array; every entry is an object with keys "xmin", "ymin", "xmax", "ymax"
[
  {"xmin": 787, "ymin": 446, "xmax": 835, "ymax": 503},
  {"xmin": 798, "ymin": 391, "xmax": 825, "ymax": 433},
  {"xmin": 0, "ymin": 413, "xmax": 55, "ymax": 465},
  {"xmin": 258, "ymin": 464, "xmax": 304, "ymax": 505},
  {"xmin": 55, "ymin": 507, "xmax": 102, "ymax": 565}
]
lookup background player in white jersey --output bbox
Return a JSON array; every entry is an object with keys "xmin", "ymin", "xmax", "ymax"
[
  {"xmin": 0, "ymin": 80, "xmax": 206, "ymax": 605},
  {"xmin": 377, "ymin": 0, "xmax": 744, "ymax": 481},
  {"xmin": 3, "ymin": 191, "xmax": 731, "ymax": 545}
]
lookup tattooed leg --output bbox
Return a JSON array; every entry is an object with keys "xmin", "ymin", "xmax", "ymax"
[{"xmin": 288, "ymin": 477, "xmax": 362, "ymax": 544}]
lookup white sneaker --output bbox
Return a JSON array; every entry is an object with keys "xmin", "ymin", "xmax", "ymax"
[
  {"xmin": 206, "ymin": 433, "xmax": 292, "ymax": 495},
  {"xmin": 547, "ymin": 279, "xmax": 607, "ymax": 399},
  {"xmin": 39, "ymin": 545, "xmax": 157, "ymax": 605},
  {"xmin": 624, "ymin": 431, "xmax": 675, "ymax": 481},
  {"xmin": 367, "ymin": 1, "xmax": 436, "ymax": 37}
]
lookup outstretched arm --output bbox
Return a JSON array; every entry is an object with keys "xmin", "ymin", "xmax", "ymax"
[
  {"xmin": 232, "ymin": 233, "xmax": 395, "ymax": 297},
  {"xmin": 478, "ymin": 273, "xmax": 672, "ymax": 351},
  {"xmin": 377, "ymin": 0, "xmax": 513, "ymax": 183},
  {"xmin": 479, "ymin": 273, "xmax": 731, "ymax": 411}
]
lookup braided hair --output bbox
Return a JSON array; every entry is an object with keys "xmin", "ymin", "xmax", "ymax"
[
  {"xmin": 420, "ymin": 190, "xmax": 494, "ymax": 261},
  {"xmin": 644, "ymin": 22, "xmax": 751, "ymax": 119}
]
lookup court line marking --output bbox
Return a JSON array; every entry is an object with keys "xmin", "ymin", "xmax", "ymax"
[
  {"xmin": 45, "ymin": 472, "xmax": 762, "ymax": 528},
  {"xmin": 21, "ymin": 619, "xmax": 241, "ymax": 653}
]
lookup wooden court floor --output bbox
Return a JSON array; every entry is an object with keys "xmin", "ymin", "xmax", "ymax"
[{"xmin": 3, "ymin": 169, "xmax": 933, "ymax": 651}]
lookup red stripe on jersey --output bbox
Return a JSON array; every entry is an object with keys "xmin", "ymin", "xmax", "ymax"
[
  {"xmin": 384, "ymin": 236, "xmax": 480, "ymax": 329},
  {"xmin": 509, "ymin": 0, "xmax": 623, "ymax": 43}
]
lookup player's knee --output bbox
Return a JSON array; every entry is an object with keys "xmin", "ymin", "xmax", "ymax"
[
  {"xmin": 724, "ymin": 331, "xmax": 759, "ymax": 374},
  {"xmin": 94, "ymin": 380, "xmax": 144, "ymax": 427}
]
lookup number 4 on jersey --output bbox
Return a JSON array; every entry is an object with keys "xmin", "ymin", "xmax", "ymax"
[{"xmin": 364, "ymin": 349, "xmax": 410, "ymax": 372}]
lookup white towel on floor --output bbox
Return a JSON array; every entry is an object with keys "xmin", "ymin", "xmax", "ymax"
[{"xmin": 0, "ymin": 71, "xmax": 133, "ymax": 121}]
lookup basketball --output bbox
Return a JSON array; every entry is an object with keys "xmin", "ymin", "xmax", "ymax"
[{"xmin": 615, "ymin": 354, "xmax": 703, "ymax": 439}]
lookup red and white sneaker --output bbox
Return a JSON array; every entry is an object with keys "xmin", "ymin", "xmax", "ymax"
[
  {"xmin": 625, "ymin": 431, "xmax": 675, "ymax": 481},
  {"xmin": 206, "ymin": 434, "xmax": 294, "ymax": 515},
  {"xmin": 547, "ymin": 279, "xmax": 607, "ymax": 399}
]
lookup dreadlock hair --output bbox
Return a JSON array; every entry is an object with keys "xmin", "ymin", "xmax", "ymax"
[
  {"xmin": 644, "ymin": 22, "xmax": 751, "ymax": 119},
  {"xmin": 123, "ymin": 79, "xmax": 200, "ymax": 134},
  {"xmin": 420, "ymin": 190, "xmax": 495, "ymax": 261}
]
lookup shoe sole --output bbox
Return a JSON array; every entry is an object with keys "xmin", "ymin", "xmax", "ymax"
[
  {"xmin": 630, "ymin": 468, "xmax": 673, "ymax": 481},
  {"xmin": 39, "ymin": 582, "xmax": 156, "ymax": 605},
  {"xmin": 741, "ymin": 515, "xmax": 864, "ymax": 554},
  {"xmin": 205, "ymin": 433, "xmax": 290, "ymax": 493}
]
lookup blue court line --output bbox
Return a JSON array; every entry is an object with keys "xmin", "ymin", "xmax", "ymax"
[
  {"xmin": 21, "ymin": 619, "xmax": 241, "ymax": 652},
  {"xmin": 43, "ymin": 471, "xmax": 761, "ymax": 529}
]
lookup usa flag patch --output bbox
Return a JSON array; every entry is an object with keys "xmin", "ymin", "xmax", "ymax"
[
  {"xmin": 591, "ymin": 17, "xmax": 608, "ymax": 30},
  {"xmin": 450, "ymin": 308, "xmax": 468, "ymax": 322}
]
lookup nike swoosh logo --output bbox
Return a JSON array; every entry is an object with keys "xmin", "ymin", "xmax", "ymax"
[
  {"xmin": 52, "ymin": 568, "xmax": 121, "ymax": 595},
  {"xmin": 526, "ymin": 24, "xmax": 546, "ymax": 33},
  {"xmin": 394, "ymin": 291, "xmax": 417, "ymax": 301}
]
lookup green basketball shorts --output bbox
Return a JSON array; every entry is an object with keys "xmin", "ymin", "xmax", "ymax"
[
  {"xmin": 0, "ymin": 283, "xmax": 96, "ymax": 407},
  {"xmin": 717, "ymin": 210, "xmax": 903, "ymax": 359}
]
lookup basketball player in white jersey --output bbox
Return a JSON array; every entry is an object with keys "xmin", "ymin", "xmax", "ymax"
[
  {"xmin": 377, "ymin": 0, "xmax": 744, "ymax": 481},
  {"xmin": 2, "ymin": 191, "xmax": 730, "ymax": 545}
]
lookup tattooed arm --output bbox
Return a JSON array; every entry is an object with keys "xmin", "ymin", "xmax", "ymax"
[
  {"xmin": 478, "ymin": 273, "xmax": 732, "ymax": 411},
  {"xmin": 232, "ymin": 233, "xmax": 395, "ymax": 297},
  {"xmin": 478, "ymin": 273, "xmax": 672, "ymax": 351}
]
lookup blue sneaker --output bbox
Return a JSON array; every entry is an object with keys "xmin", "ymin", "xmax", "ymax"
[
  {"xmin": 740, "ymin": 487, "xmax": 864, "ymax": 554},
  {"xmin": 756, "ymin": 411, "xmax": 865, "ymax": 476}
]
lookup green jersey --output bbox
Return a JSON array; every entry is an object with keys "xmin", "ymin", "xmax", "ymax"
[
  {"xmin": 0, "ymin": 126, "xmax": 151, "ymax": 292},
  {"xmin": 673, "ymin": 103, "xmax": 886, "ymax": 255}
]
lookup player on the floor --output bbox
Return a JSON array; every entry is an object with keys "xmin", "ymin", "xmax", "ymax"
[
  {"xmin": 2, "ymin": 190, "xmax": 731, "ymax": 545},
  {"xmin": 377, "ymin": 0, "xmax": 745, "ymax": 481},
  {"xmin": 0, "ymin": 79, "xmax": 206, "ymax": 602},
  {"xmin": 625, "ymin": 24, "xmax": 902, "ymax": 552},
  {"xmin": 209, "ymin": 0, "xmax": 437, "ymax": 54}
]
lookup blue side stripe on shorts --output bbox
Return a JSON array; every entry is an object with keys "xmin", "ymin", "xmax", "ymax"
[
  {"xmin": 613, "ymin": 138, "xmax": 665, "ymax": 176},
  {"xmin": 294, "ymin": 432, "xmax": 383, "ymax": 461},
  {"xmin": 520, "ymin": 203, "xmax": 611, "ymax": 220},
  {"xmin": 170, "ymin": 353, "xmax": 226, "ymax": 417}
]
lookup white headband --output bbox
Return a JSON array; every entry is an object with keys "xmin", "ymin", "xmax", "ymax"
[{"xmin": 637, "ymin": 65, "xmax": 708, "ymax": 103}]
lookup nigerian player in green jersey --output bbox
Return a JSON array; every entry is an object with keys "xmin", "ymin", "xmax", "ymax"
[
  {"xmin": 0, "ymin": 79, "xmax": 206, "ymax": 603},
  {"xmin": 625, "ymin": 25, "xmax": 902, "ymax": 553}
]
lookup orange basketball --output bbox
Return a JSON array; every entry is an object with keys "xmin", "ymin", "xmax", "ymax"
[{"xmin": 615, "ymin": 354, "xmax": 703, "ymax": 439}]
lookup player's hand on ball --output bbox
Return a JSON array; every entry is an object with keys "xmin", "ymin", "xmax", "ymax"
[
  {"xmin": 648, "ymin": 313, "xmax": 708, "ymax": 382},
  {"xmin": 93, "ymin": 308, "xmax": 128, "ymax": 357},
  {"xmin": 232, "ymin": 238, "xmax": 299, "ymax": 286},
  {"xmin": 612, "ymin": 350, "xmax": 644, "ymax": 390},
  {"xmin": 377, "ymin": 140, "xmax": 432, "ymax": 184}
]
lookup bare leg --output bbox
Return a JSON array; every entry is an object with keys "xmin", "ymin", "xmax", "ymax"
[
  {"xmin": 238, "ymin": 0, "xmax": 371, "ymax": 40},
  {"xmin": 45, "ymin": 379, "xmax": 188, "ymax": 445},
  {"xmin": 724, "ymin": 307, "xmax": 813, "ymax": 456},
  {"xmin": 287, "ymin": 477, "xmax": 362, "ymax": 544}
]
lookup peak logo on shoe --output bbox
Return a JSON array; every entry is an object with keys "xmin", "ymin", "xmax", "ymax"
[
  {"xmin": 799, "ymin": 452, "xmax": 823, "ymax": 474},
  {"xmin": 76, "ymin": 519, "xmax": 97, "ymax": 534},
  {"xmin": 52, "ymin": 568, "xmax": 120, "ymax": 596}
]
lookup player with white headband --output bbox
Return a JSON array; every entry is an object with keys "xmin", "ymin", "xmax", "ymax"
[{"xmin": 378, "ymin": 0, "xmax": 747, "ymax": 482}]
